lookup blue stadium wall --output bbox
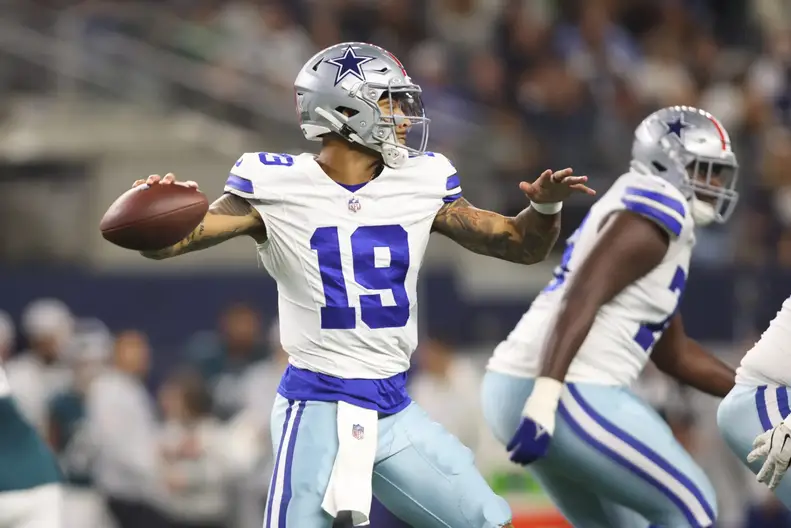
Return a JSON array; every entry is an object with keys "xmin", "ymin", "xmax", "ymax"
[{"xmin": 2, "ymin": 265, "xmax": 776, "ymax": 349}]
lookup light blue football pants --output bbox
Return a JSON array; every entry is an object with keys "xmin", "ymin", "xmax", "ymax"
[
  {"xmin": 481, "ymin": 372, "xmax": 717, "ymax": 528},
  {"xmin": 718, "ymin": 383, "xmax": 791, "ymax": 508},
  {"xmin": 263, "ymin": 394, "xmax": 512, "ymax": 528}
]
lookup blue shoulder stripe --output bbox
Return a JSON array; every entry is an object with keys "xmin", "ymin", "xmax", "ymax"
[
  {"xmin": 624, "ymin": 187, "xmax": 685, "ymax": 217},
  {"xmin": 443, "ymin": 192, "xmax": 463, "ymax": 203},
  {"xmin": 446, "ymin": 173, "xmax": 461, "ymax": 191},
  {"xmin": 226, "ymin": 173, "xmax": 253, "ymax": 194},
  {"xmin": 622, "ymin": 199, "xmax": 683, "ymax": 236}
]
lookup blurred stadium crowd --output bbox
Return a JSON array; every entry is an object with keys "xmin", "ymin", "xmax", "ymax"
[
  {"xmin": 1, "ymin": 0, "xmax": 791, "ymax": 527},
  {"xmin": 2, "ymin": 0, "xmax": 791, "ymax": 268},
  {"xmin": 0, "ymin": 297, "xmax": 489, "ymax": 528}
]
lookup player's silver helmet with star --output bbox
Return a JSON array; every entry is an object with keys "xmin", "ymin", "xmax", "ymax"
[
  {"xmin": 293, "ymin": 42, "xmax": 428, "ymax": 169},
  {"xmin": 631, "ymin": 105, "xmax": 739, "ymax": 225}
]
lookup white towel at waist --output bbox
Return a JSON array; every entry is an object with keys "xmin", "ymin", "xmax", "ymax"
[{"xmin": 321, "ymin": 401, "xmax": 378, "ymax": 526}]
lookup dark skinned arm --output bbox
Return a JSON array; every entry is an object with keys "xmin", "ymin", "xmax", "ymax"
[
  {"xmin": 651, "ymin": 313, "xmax": 735, "ymax": 397},
  {"xmin": 539, "ymin": 211, "xmax": 669, "ymax": 381},
  {"xmin": 432, "ymin": 197, "xmax": 561, "ymax": 264},
  {"xmin": 140, "ymin": 193, "xmax": 267, "ymax": 260}
]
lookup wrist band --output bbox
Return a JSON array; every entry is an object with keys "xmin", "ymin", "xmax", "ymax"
[
  {"xmin": 530, "ymin": 201, "xmax": 563, "ymax": 215},
  {"xmin": 522, "ymin": 376, "xmax": 564, "ymax": 434}
]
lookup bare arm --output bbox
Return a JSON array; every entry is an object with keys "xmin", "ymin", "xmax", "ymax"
[
  {"xmin": 141, "ymin": 193, "xmax": 266, "ymax": 260},
  {"xmin": 651, "ymin": 313, "xmax": 735, "ymax": 397},
  {"xmin": 539, "ymin": 211, "xmax": 669, "ymax": 381},
  {"xmin": 432, "ymin": 197, "xmax": 560, "ymax": 264}
]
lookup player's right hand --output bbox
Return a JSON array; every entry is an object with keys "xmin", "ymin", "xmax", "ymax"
[{"xmin": 132, "ymin": 173, "xmax": 199, "ymax": 190}]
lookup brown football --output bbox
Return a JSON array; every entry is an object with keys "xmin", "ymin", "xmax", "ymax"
[{"xmin": 100, "ymin": 182, "xmax": 209, "ymax": 251}]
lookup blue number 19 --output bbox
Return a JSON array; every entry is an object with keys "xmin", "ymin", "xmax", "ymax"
[
  {"xmin": 310, "ymin": 225, "xmax": 410, "ymax": 330},
  {"xmin": 634, "ymin": 265, "xmax": 687, "ymax": 351}
]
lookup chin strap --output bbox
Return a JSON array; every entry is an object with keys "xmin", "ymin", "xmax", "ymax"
[
  {"xmin": 689, "ymin": 196, "xmax": 715, "ymax": 226},
  {"xmin": 381, "ymin": 144, "xmax": 408, "ymax": 169}
]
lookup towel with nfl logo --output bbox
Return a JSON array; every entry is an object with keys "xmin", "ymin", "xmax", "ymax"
[{"xmin": 321, "ymin": 401, "xmax": 378, "ymax": 526}]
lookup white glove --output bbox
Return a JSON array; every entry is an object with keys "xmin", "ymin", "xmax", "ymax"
[{"xmin": 747, "ymin": 421, "xmax": 791, "ymax": 490}]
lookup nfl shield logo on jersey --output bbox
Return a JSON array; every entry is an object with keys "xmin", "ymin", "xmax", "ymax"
[
  {"xmin": 348, "ymin": 196, "xmax": 361, "ymax": 213},
  {"xmin": 352, "ymin": 424, "xmax": 364, "ymax": 440}
]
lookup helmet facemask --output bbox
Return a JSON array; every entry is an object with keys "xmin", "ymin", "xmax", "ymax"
[
  {"xmin": 360, "ymin": 79, "xmax": 429, "ymax": 168},
  {"xmin": 682, "ymin": 156, "xmax": 739, "ymax": 226}
]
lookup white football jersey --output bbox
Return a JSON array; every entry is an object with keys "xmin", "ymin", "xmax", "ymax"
[
  {"xmin": 736, "ymin": 295, "xmax": 791, "ymax": 387},
  {"xmin": 224, "ymin": 151, "xmax": 460, "ymax": 379},
  {"xmin": 488, "ymin": 170, "xmax": 696, "ymax": 386}
]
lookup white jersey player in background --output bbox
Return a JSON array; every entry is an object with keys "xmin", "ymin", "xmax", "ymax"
[
  {"xmin": 719, "ymin": 296, "xmax": 791, "ymax": 507},
  {"xmin": 124, "ymin": 42, "xmax": 594, "ymax": 528},
  {"xmin": 481, "ymin": 106, "xmax": 739, "ymax": 528}
]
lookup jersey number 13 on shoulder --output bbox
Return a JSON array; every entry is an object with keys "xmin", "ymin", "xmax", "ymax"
[{"xmin": 311, "ymin": 225, "xmax": 410, "ymax": 330}]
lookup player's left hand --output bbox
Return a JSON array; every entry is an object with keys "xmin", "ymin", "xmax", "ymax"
[
  {"xmin": 520, "ymin": 168, "xmax": 595, "ymax": 204},
  {"xmin": 507, "ymin": 415, "xmax": 553, "ymax": 465},
  {"xmin": 508, "ymin": 377, "xmax": 563, "ymax": 466},
  {"xmin": 748, "ymin": 422, "xmax": 791, "ymax": 490}
]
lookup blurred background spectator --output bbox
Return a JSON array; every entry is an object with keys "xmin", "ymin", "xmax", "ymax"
[
  {"xmin": 1, "ymin": 0, "xmax": 791, "ymax": 526},
  {"xmin": 6, "ymin": 299, "xmax": 74, "ymax": 436},
  {"xmin": 87, "ymin": 329, "xmax": 161, "ymax": 528},
  {"xmin": 156, "ymin": 369, "xmax": 230, "ymax": 528},
  {"xmin": 184, "ymin": 302, "xmax": 270, "ymax": 421}
]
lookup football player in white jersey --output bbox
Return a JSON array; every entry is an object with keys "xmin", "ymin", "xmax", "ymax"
[
  {"xmin": 0, "ymin": 364, "xmax": 63, "ymax": 527},
  {"xmin": 718, "ymin": 296, "xmax": 791, "ymax": 506},
  {"xmin": 481, "ymin": 106, "xmax": 739, "ymax": 528},
  {"xmin": 124, "ymin": 42, "xmax": 593, "ymax": 528}
]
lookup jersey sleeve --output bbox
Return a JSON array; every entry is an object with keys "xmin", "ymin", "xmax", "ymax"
[
  {"xmin": 618, "ymin": 181, "xmax": 688, "ymax": 238},
  {"xmin": 423, "ymin": 152, "xmax": 462, "ymax": 204},
  {"xmin": 223, "ymin": 153, "xmax": 260, "ymax": 200},
  {"xmin": 444, "ymin": 172, "xmax": 462, "ymax": 203}
]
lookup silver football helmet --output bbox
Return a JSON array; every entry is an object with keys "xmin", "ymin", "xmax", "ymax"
[
  {"xmin": 631, "ymin": 105, "xmax": 739, "ymax": 225},
  {"xmin": 294, "ymin": 42, "xmax": 429, "ymax": 169}
]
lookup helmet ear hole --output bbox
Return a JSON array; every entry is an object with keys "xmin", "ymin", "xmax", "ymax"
[
  {"xmin": 652, "ymin": 161, "xmax": 667, "ymax": 172},
  {"xmin": 335, "ymin": 106, "xmax": 359, "ymax": 118}
]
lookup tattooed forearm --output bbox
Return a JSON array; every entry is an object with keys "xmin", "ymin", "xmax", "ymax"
[
  {"xmin": 140, "ymin": 193, "xmax": 266, "ymax": 260},
  {"xmin": 510, "ymin": 205, "xmax": 562, "ymax": 262},
  {"xmin": 209, "ymin": 193, "xmax": 258, "ymax": 216},
  {"xmin": 432, "ymin": 198, "xmax": 560, "ymax": 264},
  {"xmin": 139, "ymin": 217, "xmax": 241, "ymax": 260}
]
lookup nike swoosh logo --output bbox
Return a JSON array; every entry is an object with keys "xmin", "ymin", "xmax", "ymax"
[
  {"xmin": 782, "ymin": 434, "xmax": 791, "ymax": 470},
  {"xmin": 534, "ymin": 425, "xmax": 547, "ymax": 441}
]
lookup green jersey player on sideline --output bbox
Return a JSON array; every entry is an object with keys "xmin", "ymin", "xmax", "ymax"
[{"xmin": 0, "ymin": 359, "xmax": 62, "ymax": 527}]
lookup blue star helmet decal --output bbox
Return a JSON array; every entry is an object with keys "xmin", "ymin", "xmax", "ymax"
[
  {"xmin": 325, "ymin": 45, "xmax": 376, "ymax": 86},
  {"xmin": 665, "ymin": 116, "xmax": 688, "ymax": 139}
]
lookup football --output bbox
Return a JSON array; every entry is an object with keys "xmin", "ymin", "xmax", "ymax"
[{"xmin": 100, "ymin": 182, "xmax": 209, "ymax": 251}]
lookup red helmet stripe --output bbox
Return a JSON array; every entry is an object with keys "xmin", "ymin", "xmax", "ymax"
[{"xmin": 707, "ymin": 116, "xmax": 727, "ymax": 151}]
